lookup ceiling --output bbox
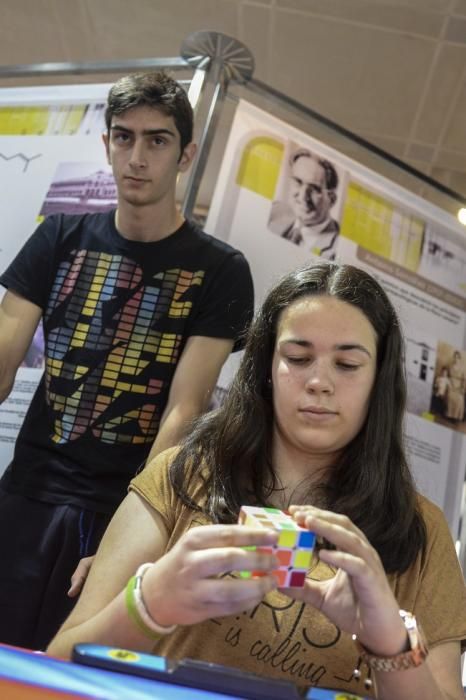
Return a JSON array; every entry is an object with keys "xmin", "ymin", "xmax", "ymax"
[{"xmin": 1, "ymin": 0, "xmax": 466, "ymax": 210}]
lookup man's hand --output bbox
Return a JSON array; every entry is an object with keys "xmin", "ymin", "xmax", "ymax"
[{"xmin": 68, "ymin": 556, "xmax": 95, "ymax": 598}]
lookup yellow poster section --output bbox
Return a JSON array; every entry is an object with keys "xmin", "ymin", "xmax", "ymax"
[
  {"xmin": 340, "ymin": 182, "xmax": 425, "ymax": 272},
  {"xmin": 0, "ymin": 105, "xmax": 88, "ymax": 135},
  {"xmin": 236, "ymin": 136, "xmax": 284, "ymax": 200}
]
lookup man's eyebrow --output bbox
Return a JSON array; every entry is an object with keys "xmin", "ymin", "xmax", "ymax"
[
  {"xmin": 280, "ymin": 338, "xmax": 372, "ymax": 358},
  {"xmin": 110, "ymin": 125, "xmax": 176, "ymax": 138}
]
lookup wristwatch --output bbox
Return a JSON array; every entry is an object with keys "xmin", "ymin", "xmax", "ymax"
[{"xmin": 353, "ymin": 610, "xmax": 429, "ymax": 672}]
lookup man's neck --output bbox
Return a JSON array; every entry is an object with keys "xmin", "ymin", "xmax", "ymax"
[
  {"xmin": 298, "ymin": 216, "xmax": 331, "ymax": 235},
  {"xmin": 115, "ymin": 202, "xmax": 185, "ymax": 243}
]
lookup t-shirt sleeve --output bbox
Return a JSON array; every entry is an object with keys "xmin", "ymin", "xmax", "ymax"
[
  {"xmin": 0, "ymin": 215, "xmax": 62, "ymax": 310},
  {"xmin": 128, "ymin": 447, "xmax": 180, "ymax": 533},
  {"xmin": 412, "ymin": 499, "xmax": 466, "ymax": 652},
  {"xmin": 189, "ymin": 250, "xmax": 254, "ymax": 352}
]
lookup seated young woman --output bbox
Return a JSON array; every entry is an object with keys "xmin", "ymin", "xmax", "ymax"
[{"xmin": 48, "ymin": 262, "xmax": 466, "ymax": 699}]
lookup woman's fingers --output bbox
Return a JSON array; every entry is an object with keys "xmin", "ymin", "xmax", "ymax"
[
  {"xmin": 289, "ymin": 506, "xmax": 388, "ymax": 604},
  {"xmin": 280, "ymin": 578, "xmax": 325, "ymax": 609},
  {"xmin": 198, "ymin": 574, "xmax": 277, "ymax": 608},
  {"xmin": 185, "ymin": 524, "xmax": 279, "ymax": 551},
  {"xmin": 290, "ymin": 508, "xmax": 379, "ymax": 564},
  {"xmin": 145, "ymin": 578, "xmax": 277, "ymax": 628},
  {"xmin": 190, "ymin": 545, "xmax": 279, "ymax": 579},
  {"xmin": 290, "ymin": 505, "xmax": 366, "ymax": 538},
  {"xmin": 174, "ymin": 524, "xmax": 280, "ymax": 579}
]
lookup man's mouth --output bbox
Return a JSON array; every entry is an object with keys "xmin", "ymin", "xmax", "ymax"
[
  {"xmin": 297, "ymin": 203, "xmax": 315, "ymax": 214},
  {"xmin": 124, "ymin": 175, "xmax": 149, "ymax": 183}
]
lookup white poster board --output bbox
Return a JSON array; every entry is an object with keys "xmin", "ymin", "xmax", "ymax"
[
  {"xmin": 206, "ymin": 100, "xmax": 466, "ymax": 536},
  {"xmin": 1, "ymin": 87, "xmax": 465, "ymax": 539},
  {"xmin": 0, "ymin": 83, "xmax": 114, "ymax": 476}
]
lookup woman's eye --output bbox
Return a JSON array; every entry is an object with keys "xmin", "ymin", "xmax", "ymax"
[
  {"xmin": 287, "ymin": 356, "xmax": 309, "ymax": 365},
  {"xmin": 336, "ymin": 362, "xmax": 359, "ymax": 371}
]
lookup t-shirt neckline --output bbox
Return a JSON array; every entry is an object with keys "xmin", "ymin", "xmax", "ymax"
[{"xmin": 106, "ymin": 209, "xmax": 190, "ymax": 250}]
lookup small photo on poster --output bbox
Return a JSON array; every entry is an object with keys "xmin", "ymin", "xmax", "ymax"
[
  {"xmin": 417, "ymin": 224, "xmax": 466, "ymax": 300},
  {"xmin": 405, "ymin": 330, "xmax": 436, "ymax": 417},
  {"xmin": 429, "ymin": 342, "xmax": 466, "ymax": 434},
  {"xmin": 39, "ymin": 162, "xmax": 116, "ymax": 217},
  {"xmin": 267, "ymin": 141, "xmax": 347, "ymax": 261},
  {"xmin": 21, "ymin": 324, "xmax": 45, "ymax": 369}
]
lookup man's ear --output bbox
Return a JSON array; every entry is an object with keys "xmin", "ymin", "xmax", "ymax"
[
  {"xmin": 329, "ymin": 190, "xmax": 337, "ymax": 206},
  {"xmin": 178, "ymin": 142, "xmax": 197, "ymax": 172},
  {"xmin": 102, "ymin": 132, "xmax": 111, "ymax": 165}
]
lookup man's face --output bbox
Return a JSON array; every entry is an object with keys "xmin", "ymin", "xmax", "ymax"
[
  {"xmin": 102, "ymin": 104, "xmax": 195, "ymax": 209},
  {"xmin": 289, "ymin": 155, "xmax": 335, "ymax": 227}
]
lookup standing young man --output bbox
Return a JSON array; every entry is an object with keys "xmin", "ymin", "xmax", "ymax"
[{"xmin": 0, "ymin": 72, "xmax": 253, "ymax": 650}]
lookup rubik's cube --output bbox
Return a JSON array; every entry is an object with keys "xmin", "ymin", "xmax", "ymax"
[{"xmin": 238, "ymin": 506, "xmax": 316, "ymax": 587}]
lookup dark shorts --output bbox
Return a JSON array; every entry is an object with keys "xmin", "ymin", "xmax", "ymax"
[{"xmin": 0, "ymin": 488, "xmax": 112, "ymax": 650}]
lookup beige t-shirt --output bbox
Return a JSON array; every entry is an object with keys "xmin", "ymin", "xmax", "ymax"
[{"xmin": 129, "ymin": 448, "xmax": 466, "ymax": 696}]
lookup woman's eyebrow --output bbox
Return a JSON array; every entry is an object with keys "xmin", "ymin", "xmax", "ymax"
[
  {"xmin": 336, "ymin": 343, "xmax": 372, "ymax": 358},
  {"xmin": 279, "ymin": 338, "xmax": 372, "ymax": 358}
]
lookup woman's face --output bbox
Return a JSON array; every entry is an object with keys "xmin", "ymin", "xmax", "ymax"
[{"xmin": 271, "ymin": 295, "xmax": 378, "ymax": 462}]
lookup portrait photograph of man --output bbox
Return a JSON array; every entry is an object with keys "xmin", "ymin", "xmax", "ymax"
[{"xmin": 268, "ymin": 143, "xmax": 347, "ymax": 260}]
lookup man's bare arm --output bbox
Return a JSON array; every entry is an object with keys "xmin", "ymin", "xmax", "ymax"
[
  {"xmin": 0, "ymin": 290, "xmax": 42, "ymax": 402},
  {"xmin": 146, "ymin": 335, "xmax": 234, "ymax": 462}
]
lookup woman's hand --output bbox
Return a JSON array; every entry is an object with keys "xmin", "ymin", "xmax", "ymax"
[
  {"xmin": 140, "ymin": 524, "xmax": 279, "ymax": 628},
  {"xmin": 287, "ymin": 506, "xmax": 407, "ymax": 657}
]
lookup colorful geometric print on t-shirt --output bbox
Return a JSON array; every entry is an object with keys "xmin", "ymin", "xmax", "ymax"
[{"xmin": 43, "ymin": 249, "xmax": 204, "ymax": 445}]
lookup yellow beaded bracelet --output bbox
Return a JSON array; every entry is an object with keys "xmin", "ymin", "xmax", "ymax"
[{"xmin": 125, "ymin": 563, "xmax": 177, "ymax": 640}]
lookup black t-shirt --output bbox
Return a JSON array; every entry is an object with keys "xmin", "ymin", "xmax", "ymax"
[{"xmin": 0, "ymin": 211, "xmax": 253, "ymax": 513}]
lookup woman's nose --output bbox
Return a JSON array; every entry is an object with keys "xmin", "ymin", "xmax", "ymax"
[{"xmin": 304, "ymin": 362, "xmax": 334, "ymax": 393}]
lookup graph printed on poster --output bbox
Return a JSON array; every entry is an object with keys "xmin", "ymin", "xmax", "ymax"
[
  {"xmin": 0, "ymin": 83, "xmax": 115, "ymax": 476},
  {"xmin": 206, "ymin": 99, "xmax": 466, "ymax": 535}
]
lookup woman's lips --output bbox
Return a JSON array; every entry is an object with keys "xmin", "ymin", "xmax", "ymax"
[{"xmin": 299, "ymin": 406, "xmax": 337, "ymax": 421}]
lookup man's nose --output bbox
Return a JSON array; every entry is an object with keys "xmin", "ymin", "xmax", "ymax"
[
  {"xmin": 129, "ymin": 140, "xmax": 147, "ymax": 168},
  {"xmin": 304, "ymin": 185, "xmax": 316, "ymax": 207}
]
